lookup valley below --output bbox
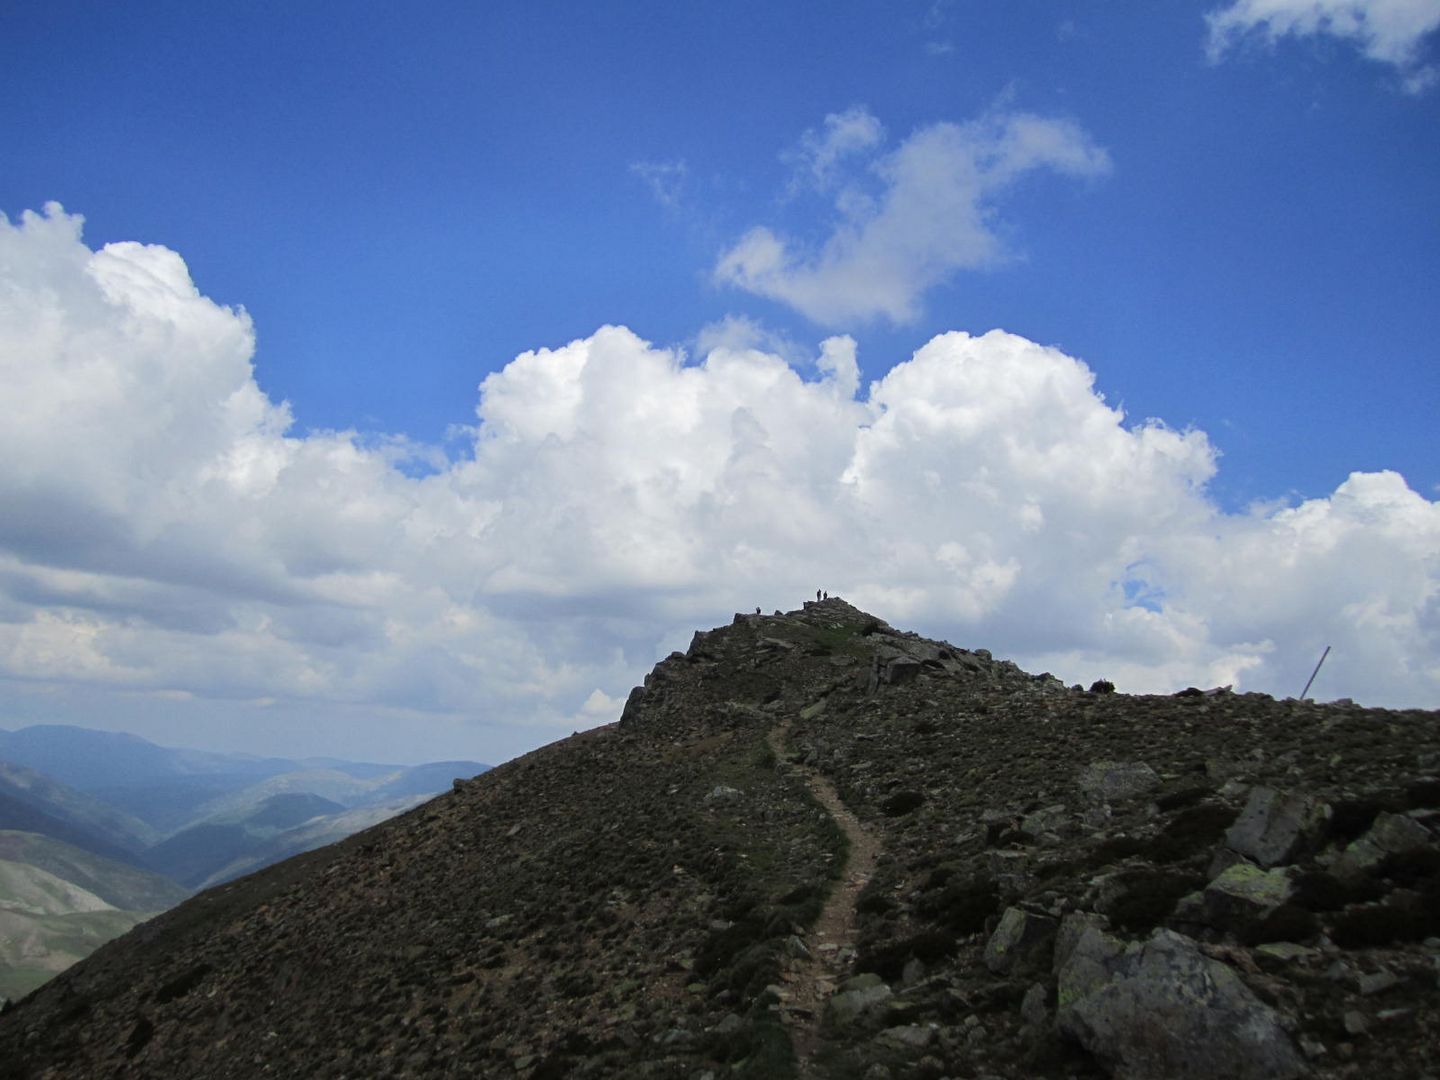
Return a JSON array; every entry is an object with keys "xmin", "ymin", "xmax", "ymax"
[{"xmin": 0, "ymin": 726, "xmax": 488, "ymax": 1001}]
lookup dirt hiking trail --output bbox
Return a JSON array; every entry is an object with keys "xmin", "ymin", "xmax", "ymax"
[{"xmin": 768, "ymin": 716, "xmax": 883, "ymax": 1076}]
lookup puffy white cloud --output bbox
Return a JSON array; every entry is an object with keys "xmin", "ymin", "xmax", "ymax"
[
  {"xmin": 1, "ymin": 205, "xmax": 1435, "ymax": 763},
  {"xmin": 714, "ymin": 108, "xmax": 1111, "ymax": 326},
  {"xmin": 1206, "ymin": 0, "xmax": 1440, "ymax": 91}
]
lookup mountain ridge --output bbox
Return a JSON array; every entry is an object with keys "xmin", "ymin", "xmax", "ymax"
[{"xmin": 0, "ymin": 599, "xmax": 1436, "ymax": 1078}]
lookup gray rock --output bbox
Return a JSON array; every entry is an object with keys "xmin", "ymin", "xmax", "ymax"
[
  {"xmin": 1224, "ymin": 786, "xmax": 1330, "ymax": 868},
  {"xmin": 1056, "ymin": 927, "xmax": 1305, "ymax": 1080},
  {"xmin": 1020, "ymin": 982, "xmax": 1050, "ymax": 1028},
  {"xmin": 1357, "ymin": 970, "xmax": 1400, "ymax": 996},
  {"xmin": 1078, "ymin": 761, "xmax": 1161, "ymax": 804},
  {"xmin": 1022, "ymin": 803, "xmax": 1073, "ymax": 837},
  {"xmin": 985, "ymin": 907, "xmax": 1059, "ymax": 975},
  {"xmin": 705, "ymin": 785, "xmax": 743, "ymax": 803},
  {"xmin": 618, "ymin": 685, "xmax": 647, "ymax": 724},
  {"xmin": 1053, "ymin": 911, "xmax": 1110, "ymax": 975},
  {"xmin": 1333, "ymin": 812, "xmax": 1434, "ymax": 880},
  {"xmin": 878, "ymin": 1024, "xmax": 935, "ymax": 1049},
  {"xmin": 884, "ymin": 656, "xmax": 923, "ymax": 686},
  {"xmin": 1255, "ymin": 942, "xmax": 1319, "ymax": 963},
  {"xmin": 827, "ymin": 976, "xmax": 893, "ymax": 1026}
]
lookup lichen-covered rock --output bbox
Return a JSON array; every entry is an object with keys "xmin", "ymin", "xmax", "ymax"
[
  {"xmin": 1190, "ymin": 862, "xmax": 1298, "ymax": 936},
  {"xmin": 1056, "ymin": 928, "xmax": 1305, "ymax": 1080}
]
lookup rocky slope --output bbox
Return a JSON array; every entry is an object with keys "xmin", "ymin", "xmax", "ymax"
[{"xmin": 0, "ymin": 599, "xmax": 1436, "ymax": 1079}]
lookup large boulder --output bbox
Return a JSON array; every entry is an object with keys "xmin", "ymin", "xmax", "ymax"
[
  {"xmin": 1056, "ymin": 924, "xmax": 1305, "ymax": 1080},
  {"xmin": 1223, "ymin": 786, "xmax": 1330, "ymax": 868}
]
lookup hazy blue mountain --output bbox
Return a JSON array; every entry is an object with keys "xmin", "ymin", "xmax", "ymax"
[
  {"xmin": 146, "ymin": 792, "xmax": 349, "ymax": 887},
  {"xmin": 294, "ymin": 757, "xmax": 400, "ymax": 780},
  {"xmin": 0, "ymin": 725, "xmax": 302, "ymax": 834},
  {"xmin": 0, "ymin": 725, "xmax": 296, "ymax": 790},
  {"xmin": 184, "ymin": 797, "xmax": 432, "ymax": 890},
  {"xmin": 239, "ymin": 792, "xmax": 346, "ymax": 830},
  {"xmin": 0, "ymin": 762, "xmax": 158, "ymax": 865},
  {"xmin": 362, "ymin": 761, "xmax": 491, "ymax": 802},
  {"xmin": 0, "ymin": 725, "xmax": 488, "ymax": 836}
]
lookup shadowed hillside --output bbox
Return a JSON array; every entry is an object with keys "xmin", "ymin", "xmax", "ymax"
[{"xmin": 0, "ymin": 600, "xmax": 1436, "ymax": 1078}]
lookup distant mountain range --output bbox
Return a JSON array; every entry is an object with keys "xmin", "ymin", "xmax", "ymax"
[{"xmin": 0, "ymin": 724, "xmax": 488, "ymax": 998}]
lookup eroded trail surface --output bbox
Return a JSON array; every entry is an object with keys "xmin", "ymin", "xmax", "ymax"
[{"xmin": 768, "ymin": 718, "xmax": 882, "ymax": 1076}]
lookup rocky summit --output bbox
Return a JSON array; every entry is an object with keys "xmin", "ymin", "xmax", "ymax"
[{"xmin": 1, "ymin": 599, "xmax": 1437, "ymax": 1079}]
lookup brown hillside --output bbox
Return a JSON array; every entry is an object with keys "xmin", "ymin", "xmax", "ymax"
[{"xmin": 0, "ymin": 599, "xmax": 1436, "ymax": 1078}]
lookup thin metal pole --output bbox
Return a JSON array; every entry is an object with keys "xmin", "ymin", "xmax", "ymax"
[{"xmin": 1299, "ymin": 645, "xmax": 1331, "ymax": 701}]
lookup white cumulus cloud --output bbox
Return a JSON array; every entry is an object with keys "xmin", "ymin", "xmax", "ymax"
[
  {"xmin": 714, "ymin": 107, "xmax": 1112, "ymax": 326},
  {"xmin": 1206, "ymin": 0, "xmax": 1440, "ymax": 91},
  {"xmin": 1, "ymin": 204, "xmax": 1436, "ymax": 762}
]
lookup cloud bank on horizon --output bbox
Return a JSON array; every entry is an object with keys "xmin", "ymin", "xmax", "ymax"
[{"xmin": 2, "ymin": 203, "xmax": 1436, "ymax": 761}]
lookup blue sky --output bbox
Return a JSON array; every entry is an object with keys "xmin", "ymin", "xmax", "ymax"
[{"xmin": 1, "ymin": 1, "xmax": 1437, "ymax": 763}]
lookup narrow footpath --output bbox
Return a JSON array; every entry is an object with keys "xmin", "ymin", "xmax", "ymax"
[{"xmin": 767, "ymin": 717, "xmax": 883, "ymax": 1077}]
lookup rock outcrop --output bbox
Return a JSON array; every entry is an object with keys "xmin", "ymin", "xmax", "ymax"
[{"xmin": 0, "ymin": 598, "xmax": 1436, "ymax": 1078}]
